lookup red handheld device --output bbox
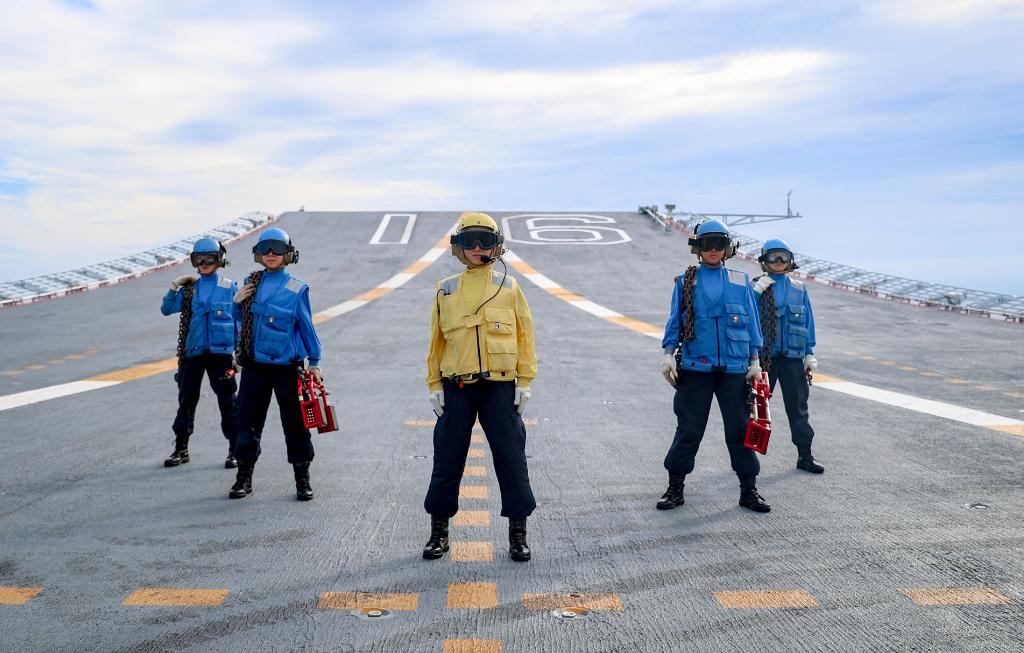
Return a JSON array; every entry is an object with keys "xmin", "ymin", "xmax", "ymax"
[
  {"xmin": 743, "ymin": 371, "xmax": 773, "ymax": 454},
  {"xmin": 297, "ymin": 371, "xmax": 339, "ymax": 434}
]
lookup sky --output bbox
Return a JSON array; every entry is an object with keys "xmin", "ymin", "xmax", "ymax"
[{"xmin": 1, "ymin": 0, "xmax": 1022, "ymax": 295}]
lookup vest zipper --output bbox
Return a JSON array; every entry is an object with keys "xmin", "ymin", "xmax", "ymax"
[
  {"xmin": 476, "ymin": 325, "xmax": 484, "ymax": 375},
  {"xmin": 715, "ymin": 316, "xmax": 721, "ymax": 368}
]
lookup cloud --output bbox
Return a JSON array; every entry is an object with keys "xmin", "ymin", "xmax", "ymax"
[{"xmin": 868, "ymin": 0, "xmax": 1024, "ymax": 24}]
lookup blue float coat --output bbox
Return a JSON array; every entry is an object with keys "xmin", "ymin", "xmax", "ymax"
[
  {"xmin": 233, "ymin": 268, "xmax": 322, "ymax": 366},
  {"xmin": 766, "ymin": 273, "xmax": 815, "ymax": 357},
  {"xmin": 160, "ymin": 272, "xmax": 238, "ymax": 357}
]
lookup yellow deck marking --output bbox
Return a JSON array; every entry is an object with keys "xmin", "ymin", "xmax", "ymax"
[
  {"xmin": 447, "ymin": 582, "xmax": 498, "ymax": 608},
  {"xmin": 47, "ymin": 359, "xmax": 65, "ymax": 365},
  {"xmin": 0, "ymin": 587, "xmax": 43, "ymax": 605},
  {"xmin": 878, "ymin": 360, "xmax": 896, "ymax": 366},
  {"xmin": 1004, "ymin": 391, "xmax": 1024, "ymax": 399},
  {"xmin": 450, "ymin": 541, "xmax": 494, "ymax": 562},
  {"xmin": 443, "ymin": 640, "xmax": 502, "ymax": 653},
  {"xmin": 467, "ymin": 448, "xmax": 486, "ymax": 459},
  {"xmin": 0, "ymin": 370, "xmax": 21, "ymax": 377},
  {"xmin": 920, "ymin": 371, "xmax": 941, "ymax": 377},
  {"xmin": 900, "ymin": 588, "xmax": 1016, "ymax": 606},
  {"xmin": 63, "ymin": 354, "xmax": 83, "ymax": 360},
  {"xmin": 317, "ymin": 592, "xmax": 418, "ymax": 611},
  {"xmin": 523, "ymin": 593, "xmax": 624, "ymax": 611},
  {"xmin": 974, "ymin": 385, "xmax": 995, "ymax": 392},
  {"xmin": 459, "ymin": 484, "xmax": 488, "ymax": 499},
  {"xmin": 860, "ymin": 355, "xmax": 878, "ymax": 361},
  {"xmin": 990, "ymin": 424, "xmax": 1024, "ymax": 437},
  {"xmin": 25, "ymin": 364, "xmax": 46, "ymax": 370},
  {"xmin": 404, "ymin": 419, "xmax": 436, "ymax": 426},
  {"xmin": 713, "ymin": 590, "xmax": 818, "ymax": 609},
  {"xmin": 471, "ymin": 434, "xmax": 485, "ymax": 443},
  {"xmin": 899, "ymin": 366, "xmax": 918, "ymax": 372},
  {"xmin": 122, "ymin": 588, "xmax": 229, "ymax": 607},
  {"xmin": 464, "ymin": 465, "xmax": 487, "ymax": 477},
  {"xmin": 356, "ymin": 286, "xmax": 391, "ymax": 301},
  {"xmin": 844, "ymin": 351, "xmax": 859, "ymax": 356},
  {"xmin": 454, "ymin": 510, "xmax": 491, "ymax": 526},
  {"xmin": 945, "ymin": 378, "xmax": 969, "ymax": 384},
  {"xmin": 88, "ymin": 358, "xmax": 177, "ymax": 382}
]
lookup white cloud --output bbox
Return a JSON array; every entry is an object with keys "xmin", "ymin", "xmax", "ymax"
[{"xmin": 869, "ymin": 0, "xmax": 1024, "ymax": 24}]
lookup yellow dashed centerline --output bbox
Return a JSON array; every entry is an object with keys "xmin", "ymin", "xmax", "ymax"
[
  {"xmin": 467, "ymin": 448, "xmax": 486, "ymax": 459},
  {"xmin": 713, "ymin": 590, "xmax": 819, "ymax": 609},
  {"xmin": 122, "ymin": 588, "xmax": 229, "ymax": 607},
  {"xmin": 459, "ymin": 484, "xmax": 488, "ymax": 499},
  {"xmin": 471, "ymin": 434, "xmax": 485, "ymax": 443},
  {"xmin": 900, "ymin": 588, "xmax": 1016, "ymax": 606},
  {"xmin": 0, "ymin": 586, "xmax": 43, "ymax": 605},
  {"xmin": 451, "ymin": 542, "xmax": 494, "ymax": 562},
  {"xmin": 463, "ymin": 465, "xmax": 487, "ymax": 477},
  {"xmin": 317, "ymin": 592, "xmax": 419, "ymax": 611},
  {"xmin": 454, "ymin": 510, "xmax": 491, "ymax": 526},
  {"xmin": 447, "ymin": 582, "xmax": 498, "ymax": 608}
]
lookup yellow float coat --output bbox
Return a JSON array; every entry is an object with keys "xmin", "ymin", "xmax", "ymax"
[{"xmin": 426, "ymin": 264, "xmax": 536, "ymax": 391}]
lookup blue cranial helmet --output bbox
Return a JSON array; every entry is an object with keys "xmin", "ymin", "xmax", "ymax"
[
  {"xmin": 190, "ymin": 237, "xmax": 227, "ymax": 268},
  {"xmin": 758, "ymin": 238, "xmax": 798, "ymax": 270},
  {"xmin": 688, "ymin": 219, "xmax": 737, "ymax": 259},
  {"xmin": 252, "ymin": 226, "xmax": 299, "ymax": 265}
]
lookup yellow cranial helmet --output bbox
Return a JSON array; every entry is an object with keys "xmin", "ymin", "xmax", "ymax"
[
  {"xmin": 457, "ymin": 211, "xmax": 499, "ymax": 233},
  {"xmin": 451, "ymin": 212, "xmax": 504, "ymax": 265}
]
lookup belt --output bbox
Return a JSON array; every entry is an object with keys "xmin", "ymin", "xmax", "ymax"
[{"xmin": 447, "ymin": 371, "xmax": 491, "ymax": 383}]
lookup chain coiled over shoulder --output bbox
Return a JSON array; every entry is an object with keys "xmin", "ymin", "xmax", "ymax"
[
  {"xmin": 756, "ymin": 275, "xmax": 777, "ymax": 374},
  {"xmin": 176, "ymin": 282, "xmax": 195, "ymax": 362},
  {"xmin": 679, "ymin": 266, "xmax": 697, "ymax": 343},
  {"xmin": 237, "ymin": 270, "xmax": 264, "ymax": 366}
]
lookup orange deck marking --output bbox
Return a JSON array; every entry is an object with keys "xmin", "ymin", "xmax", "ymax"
[
  {"xmin": 523, "ymin": 593, "xmax": 624, "ymax": 611},
  {"xmin": 713, "ymin": 590, "xmax": 818, "ymax": 609},
  {"xmin": 459, "ymin": 484, "xmax": 488, "ymax": 499},
  {"xmin": 0, "ymin": 587, "xmax": 43, "ymax": 605},
  {"xmin": 317, "ymin": 592, "xmax": 418, "ymax": 611},
  {"xmin": 989, "ymin": 424, "xmax": 1024, "ymax": 437},
  {"xmin": 89, "ymin": 358, "xmax": 178, "ymax": 383},
  {"xmin": 899, "ymin": 588, "xmax": 1016, "ymax": 606},
  {"xmin": 450, "ymin": 541, "xmax": 494, "ymax": 562},
  {"xmin": 443, "ymin": 640, "xmax": 502, "ymax": 653},
  {"xmin": 463, "ymin": 465, "xmax": 487, "ymax": 477},
  {"xmin": 471, "ymin": 434, "xmax": 485, "ymax": 443},
  {"xmin": 453, "ymin": 510, "xmax": 491, "ymax": 526},
  {"xmin": 447, "ymin": 582, "xmax": 498, "ymax": 608},
  {"xmin": 122, "ymin": 588, "xmax": 229, "ymax": 607},
  {"xmin": 467, "ymin": 448, "xmax": 485, "ymax": 458}
]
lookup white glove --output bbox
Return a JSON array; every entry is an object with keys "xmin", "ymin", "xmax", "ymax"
[
  {"xmin": 171, "ymin": 274, "xmax": 197, "ymax": 290},
  {"xmin": 233, "ymin": 283, "xmax": 255, "ymax": 304},
  {"xmin": 745, "ymin": 358, "xmax": 763, "ymax": 381},
  {"xmin": 661, "ymin": 351, "xmax": 678, "ymax": 386},
  {"xmin": 803, "ymin": 355, "xmax": 817, "ymax": 372},
  {"xmin": 308, "ymin": 366, "xmax": 323, "ymax": 384},
  {"xmin": 514, "ymin": 386, "xmax": 531, "ymax": 415},
  {"xmin": 753, "ymin": 276, "xmax": 775, "ymax": 294},
  {"xmin": 429, "ymin": 390, "xmax": 444, "ymax": 417}
]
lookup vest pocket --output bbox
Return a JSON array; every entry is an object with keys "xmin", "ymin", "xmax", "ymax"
[
  {"xmin": 486, "ymin": 338, "xmax": 518, "ymax": 372},
  {"xmin": 724, "ymin": 327, "xmax": 751, "ymax": 359},
  {"xmin": 208, "ymin": 303, "xmax": 234, "ymax": 348},
  {"xmin": 787, "ymin": 304, "xmax": 806, "ymax": 324},
  {"xmin": 483, "ymin": 306, "xmax": 515, "ymax": 335},
  {"xmin": 259, "ymin": 313, "xmax": 291, "ymax": 358},
  {"xmin": 786, "ymin": 324, "xmax": 808, "ymax": 352}
]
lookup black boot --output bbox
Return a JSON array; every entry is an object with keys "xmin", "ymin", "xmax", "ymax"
[
  {"xmin": 229, "ymin": 464, "xmax": 253, "ymax": 499},
  {"xmin": 796, "ymin": 447, "xmax": 825, "ymax": 474},
  {"xmin": 509, "ymin": 517, "xmax": 531, "ymax": 562},
  {"xmin": 293, "ymin": 462, "xmax": 314, "ymax": 501},
  {"xmin": 739, "ymin": 479, "xmax": 770, "ymax": 513},
  {"xmin": 224, "ymin": 444, "xmax": 238, "ymax": 469},
  {"xmin": 422, "ymin": 517, "xmax": 449, "ymax": 560},
  {"xmin": 163, "ymin": 437, "xmax": 190, "ymax": 467},
  {"xmin": 656, "ymin": 473, "xmax": 686, "ymax": 510}
]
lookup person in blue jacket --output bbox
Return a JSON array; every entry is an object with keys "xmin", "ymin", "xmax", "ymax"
[
  {"xmin": 657, "ymin": 220, "xmax": 771, "ymax": 513},
  {"xmin": 229, "ymin": 227, "xmax": 323, "ymax": 501},
  {"xmin": 751, "ymin": 239, "xmax": 824, "ymax": 473},
  {"xmin": 160, "ymin": 238, "xmax": 239, "ymax": 469}
]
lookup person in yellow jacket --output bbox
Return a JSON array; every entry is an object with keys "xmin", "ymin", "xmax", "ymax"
[{"xmin": 422, "ymin": 212, "xmax": 538, "ymax": 562}]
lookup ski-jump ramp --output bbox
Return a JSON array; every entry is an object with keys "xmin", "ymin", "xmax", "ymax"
[{"xmin": 1, "ymin": 211, "xmax": 1021, "ymax": 652}]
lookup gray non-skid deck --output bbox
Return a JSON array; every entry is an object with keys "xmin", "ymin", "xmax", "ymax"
[{"xmin": 1, "ymin": 211, "xmax": 1021, "ymax": 652}]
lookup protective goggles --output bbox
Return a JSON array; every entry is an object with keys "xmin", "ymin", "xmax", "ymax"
[
  {"xmin": 763, "ymin": 251, "xmax": 793, "ymax": 265},
  {"xmin": 253, "ymin": 240, "xmax": 291, "ymax": 256},
  {"xmin": 697, "ymin": 235, "xmax": 730, "ymax": 252},
  {"xmin": 450, "ymin": 229, "xmax": 502, "ymax": 250},
  {"xmin": 190, "ymin": 253, "xmax": 219, "ymax": 266}
]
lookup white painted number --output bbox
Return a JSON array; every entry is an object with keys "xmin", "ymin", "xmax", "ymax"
[
  {"xmin": 370, "ymin": 213, "xmax": 418, "ymax": 245},
  {"xmin": 501, "ymin": 214, "xmax": 631, "ymax": 246}
]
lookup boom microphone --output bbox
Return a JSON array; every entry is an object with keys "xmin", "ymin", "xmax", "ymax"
[{"xmin": 480, "ymin": 255, "xmax": 494, "ymax": 263}]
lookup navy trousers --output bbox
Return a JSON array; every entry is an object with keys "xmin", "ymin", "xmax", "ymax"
[
  {"xmin": 173, "ymin": 353, "xmax": 237, "ymax": 448},
  {"xmin": 234, "ymin": 361, "xmax": 314, "ymax": 466},
  {"xmin": 663, "ymin": 369, "xmax": 760, "ymax": 481},
  {"xmin": 768, "ymin": 356, "xmax": 815, "ymax": 449},
  {"xmin": 424, "ymin": 380, "xmax": 536, "ymax": 519}
]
